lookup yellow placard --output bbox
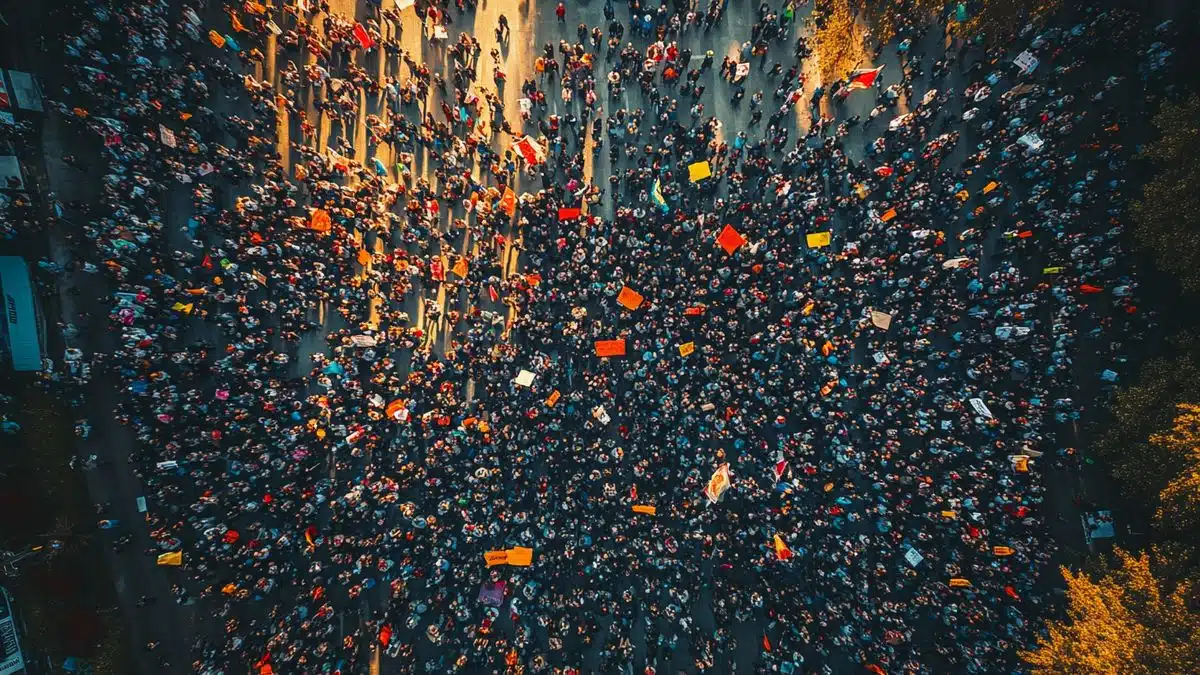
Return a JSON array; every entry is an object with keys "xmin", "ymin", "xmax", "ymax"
[
  {"xmin": 632, "ymin": 505, "xmax": 657, "ymax": 516},
  {"xmin": 982, "ymin": 181, "xmax": 999, "ymax": 194},
  {"xmin": 806, "ymin": 232, "xmax": 831, "ymax": 248},
  {"xmin": 679, "ymin": 342, "xmax": 695, "ymax": 357},
  {"xmin": 1043, "ymin": 266, "xmax": 1064, "ymax": 275},
  {"xmin": 949, "ymin": 578, "xmax": 972, "ymax": 588},
  {"xmin": 940, "ymin": 510, "xmax": 957, "ymax": 519},
  {"xmin": 156, "ymin": 551, "xmax": 182, "ymax": 566},
  {"xmin": 171, "ymin": 302, "xmax": 194, "ymax": 314},
  {"xmin": 993, "ymin": 546, "xmax": 1015, "ymax": 557},
  {"xmin": 688, "ymin": 161, "xmax": 712, "ymax": 182},
  {"xmin": 484, "ymin": 550, "xmax": 509, "ymax": 567}
]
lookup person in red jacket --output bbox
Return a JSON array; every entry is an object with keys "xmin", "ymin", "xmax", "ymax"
[{"xmin": 555, "ymin": 2, "xmax": 565, "ymax": 22}]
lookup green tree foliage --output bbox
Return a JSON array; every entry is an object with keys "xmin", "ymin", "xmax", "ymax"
[
  {"xmin": 1021, "ymin": 549, "xmax": 1200, "ymax": 674},
  {"xmin": 1132, "ymin": 96, "xmax": 1200, "ymax": 294}
]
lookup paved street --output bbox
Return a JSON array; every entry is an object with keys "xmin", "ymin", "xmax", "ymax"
[{"xmin": 23, "ymin": 0, "xmax": 1176, "ymax": 673}]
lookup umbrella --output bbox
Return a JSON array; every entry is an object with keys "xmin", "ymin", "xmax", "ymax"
[{"xmin": 371, "ymin": 157, "xmax": 387, "ymax": 176}]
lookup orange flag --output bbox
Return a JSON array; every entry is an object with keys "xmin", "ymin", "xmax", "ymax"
[
  {"xmin": 716, "ymin": 224, "xmax": 746, "ymax": 255},
  {"xmin": 452, "ymin": 256, "xmax": 469, "ymax": 278},
  {"xmin": 309, "ymin": 208, "xmax": 331, "ymax": 233},
  {"xmin": 773, "ymin": 534, "xmax": 793, "ymax": 561},
  {"xmin": 499, "ymin": 187, "xmax": 516, "ymax": 217}
]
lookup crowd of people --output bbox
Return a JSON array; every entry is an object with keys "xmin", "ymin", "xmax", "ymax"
[{"xmin": 39, "ymin": 0, "xmax": 1179, "ymax": 672}]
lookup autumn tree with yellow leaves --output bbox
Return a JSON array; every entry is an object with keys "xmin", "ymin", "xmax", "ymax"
[
  {"xmin": 1151, "ymin": 404, "xmax": 1200, "ymax": 534},
  {"xmin": 811, "ymin": 0, "xmax": 866, "ymax": 85},
  {"xmin": 1022, "ymin": 549, "xmax": 1200, "ymax": 674}
]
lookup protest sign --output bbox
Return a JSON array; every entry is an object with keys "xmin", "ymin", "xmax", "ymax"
[
  {"xmin": 632, "ymin": 505, "xmax": 657, "ymax": 516},
  {"xmin": 969, "ymin": 398, "xmax": 994, "ymax": 419},
  {"xmin": 806, "ymin": 232, "xmax": 831, "ymax": 248},
  {"xmin": 679, "ymin": 342, "xmax": 695, "ymax": 357},
  {"xmin": 515, "ymin": 369, "xmax": 536, "ymax": 387},
  {"xmin": 617, "ymin": 286, "xmax": 644, "ymax": 310},
  {"xmin": 594, "ymin": 339, "xmax": 626, "ymax": 357},
  {"xmin": 870, "ymin": 310, "xmax": 893, "ymax": 330},
  {"xmin": 904, "ymin": 548, "xmax": 924, "ymax": 567},
  {"xmin": 545, "ymin": 390, "xmax": 561, "ymax": 407},
  {"xmin": 688, "ymin": 161, "xmax": 712, "ymax": 182},
  {"xmin": 716, "ymin": 224, "xmax": 746, "ymax": 255}
]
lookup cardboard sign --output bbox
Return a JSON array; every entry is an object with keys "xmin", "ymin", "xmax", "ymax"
[
  {"xmin": 806, "ymin": 232, "xmax": 832, "ymax": 248},
  {"xmin": 350, "ymin": 334, "xmax": 377, "ymax": 347},
  {"xmin": 156, "ymin": 551, "xmax": 183, "ymax": 566},
  {"xmin": 870, "ymin": 310, "xmax": 893, "ymax": 330},
  {"xmin": 716, "ymin": 224, "xmax": 746, "ymax": 255},
  {"xmin": 484, "ymin": 550, "xmax": 509, "ymax": 567},
  {"xmin": 594, "ymin": 339, "xmax": 627, "ymax": 357},
  {"xmin": 545, "ymin": 390, "xmax": 561, "ymax": 407},
  {"xmin": 678, "ymin": 342, "xmax": 695, "ymax": 357},
  {"xmin": 688, "ymin": 161, "xmax": 712, "ymax": 182},
  {"xmin": 632, "ymin": 505, "xmax": 657, "ymax": 516},
  {"xmin": 617, "ymin": 286, "xmax": 644, "ymax": 310}
]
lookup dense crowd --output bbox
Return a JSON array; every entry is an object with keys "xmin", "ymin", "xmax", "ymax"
[{"xmin": 43, "ymin": 0, "xmax": 1176, "ymax": 672}]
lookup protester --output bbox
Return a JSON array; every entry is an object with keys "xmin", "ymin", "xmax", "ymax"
[{"xmin": 44, "ymin": 0, "xmax": 1169, "ymax": 672}]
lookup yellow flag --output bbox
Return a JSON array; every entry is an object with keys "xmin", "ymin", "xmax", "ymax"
[
  {"xmin": 452, "ymin": 257, "xmax": 469, "ymax": 278},
  {"xmin": 171, "ymin": 302, "xmax": 194, "ymax": 314}
]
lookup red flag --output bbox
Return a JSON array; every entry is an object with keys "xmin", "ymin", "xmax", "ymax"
[
  {"xmin": 352, "ymin": 23, "xmax": 375, "ymax": 50},
  {"xmin": 378, "ymin": 623, "xmax": 392, "ymax": 646},
  {"xmin": 1079, "ymin": 284, "xmax": 1104, "ymax": 294},
  {"xmin": 488, "ymin": 286, "xmax": 499, "ymax": 303},
  {"xmin": 512, "ymin": 136, "xmax": 545, "ymax": 165},
  {"xmin": 1005, "ymin": 585, "xmax": 1021, "ymax": 600},
  {"xmin": 772, "ymin": 460, "xmax": 788, "ymax": 482},
  {"xmin": 201, "ymin": 254, "xmax": 213, "ymax": 269},
  {"xmin": 847, "ymin": 65, "xmax": 884, "ymax": 91},
  {"xmin": 630, "ymin": 485, "xmax": 637, "ymax": 501},
  {"xmin": 558, "ymin": 207, "xmax": 582, "ymax": 221},
  {"xmin": 762, "ymin": 633, "xmax": 772, "ymax": 652},
  {"xmin": 499, "ymin": 187, "xmax": 516, "ymax": 217}
]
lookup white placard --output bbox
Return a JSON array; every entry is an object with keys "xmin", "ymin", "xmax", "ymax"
[
  {"xmin": 905, "ymin": 548, "xmax": 924, "ymax": 567},
  {"xmin": 515, "ymin": 369, "xmax": 536, "ymax": 387},
  {"xmin": 1013, "ymin": 51, "xmax": 1039, "ymax": 74},
  {"xmin": 969, "ymin": 398, "xmax": 994, "ymax": 419}
]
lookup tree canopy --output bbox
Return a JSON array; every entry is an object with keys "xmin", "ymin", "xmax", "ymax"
[
  {"xmin": 1021, "ymin": 549, "xmax": 1200, "ymax": 674},
  {"xmin": 1131, "ymin": 96, "xmax": 1200, "ymax": 295}
]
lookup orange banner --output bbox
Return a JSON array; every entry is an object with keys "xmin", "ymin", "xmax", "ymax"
[
  {"xmin": 484, "ymin": 550, "xmax": 509, "ymax": 566},
  {"xmin": 594, "ymin": 339, "xmax": 626, "ymax": 357},
  {"xmin": 632, "ymin": 505, "xmax": 657, "ymax": 516}
]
